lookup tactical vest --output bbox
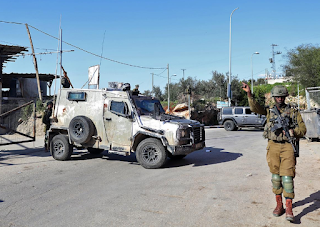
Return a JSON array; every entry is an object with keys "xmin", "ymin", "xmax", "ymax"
[{"xmin": 263, "ymin": 104, "xmax": 298, "ymax": 141}]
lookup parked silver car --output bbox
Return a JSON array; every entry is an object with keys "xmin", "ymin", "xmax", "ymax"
[{"xmin": 218, "ymin": 106, "xmax": 266, "ymax": 131}]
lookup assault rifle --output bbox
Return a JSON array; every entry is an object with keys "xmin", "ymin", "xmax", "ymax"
[{"xmin": 271, "ymin": 106, "xmax": 299, "ymax": 157}]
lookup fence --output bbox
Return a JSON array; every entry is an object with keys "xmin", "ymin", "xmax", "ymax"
[{"xmin": 0, "ymin": 101, "xmax": 36, "ymax": 145}]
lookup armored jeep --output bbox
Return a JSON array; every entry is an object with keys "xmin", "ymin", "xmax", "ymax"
[
  {"xmin": 47, "ymin": 83, "xmax": 205, "ymax": 169},
  {"xmin": 218, "ymin": 106, "xmax": 266, "ymax": 131}
]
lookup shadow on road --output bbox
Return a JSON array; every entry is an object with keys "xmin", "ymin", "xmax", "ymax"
[
  {"xmin": 71, "ymin": 147, "xmax": 243, "ymax": 169},
  {"xmin": 237, "ymin": 128, "xmax": 264, "ymax": 132},
  {"xmin": 292, "ymin": 190, "xmax": 320, "ymax": 224},
  {"xmin": 164, "ymin": 147, "xmax": 243, "ymax": 168},
  {"xmin": 0, "ymin": 148, "xmax": 51, "ymax": 166},
  {"xmin": 71, "ymin": 151, "xmax": 138, "ymax": 164},
  {"xmin": 1, "ymin": 146, "xmax": 243, "ymax": 169}
]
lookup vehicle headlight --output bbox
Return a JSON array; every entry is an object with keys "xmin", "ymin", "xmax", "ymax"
[
  {"xmin": 181, "ymin": 130, "xmax": 186, "ymax": 137},
  {"xmin": 178, "ymin": 128, "xmax": 190, "ymax": 138}
]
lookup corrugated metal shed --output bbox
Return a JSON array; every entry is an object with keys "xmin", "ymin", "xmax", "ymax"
[
  {"xmin": 0, "ymin": 44, "xmax": 28, "ymax": 64},
  {"xmin": 2, "ymin": 73, "xmax": 57, "ymax": 85}
]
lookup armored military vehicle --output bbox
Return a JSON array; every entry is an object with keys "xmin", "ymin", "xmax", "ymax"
[{"xmin": 47, "ymin": 83, "xmax": 205, "ymax": 169}]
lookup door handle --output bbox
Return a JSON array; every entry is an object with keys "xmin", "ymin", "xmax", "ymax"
[{"xmin": 105, "ymin": 118, "xmax": 111, "ymax": 121}]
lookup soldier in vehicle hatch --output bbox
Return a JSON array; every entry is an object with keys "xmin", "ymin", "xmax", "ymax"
[
  {"xmin": 242, "ymin": 82, "xmax": 306, "ymax": 222},
  {"xmin": 132, "ymin": 84, "xmax": 140, "ymax": 95}
]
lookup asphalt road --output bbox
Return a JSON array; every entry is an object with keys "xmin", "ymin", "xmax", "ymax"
[{"xmin": 1, "ymin": 128, "xmax": 320, "ymax": 227}]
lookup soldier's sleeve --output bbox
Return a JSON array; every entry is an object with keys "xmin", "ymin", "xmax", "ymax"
[
  {"xmin": 293, "ymin": 111, "xmax": 306, "ymax": 138},
  {"xmin": 248, "ymin": 97, "xmax": 267, "ymax": 115}
]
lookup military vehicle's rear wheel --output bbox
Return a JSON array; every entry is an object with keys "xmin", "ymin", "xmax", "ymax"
[
  {"xmin": 136, "ymin": 138, "xmax": 167, "ymax": 169},
  {"xmin": 88, "ymin": 147, "xmax": 104, "ymax": 154},
  {"xmin": 69, "ymin": 116, "xmax": 94, "ymax": 144},
  {"xmin": 51, "ymin": 134, "xmax": 73, "ymax": 160},
  {"xmin": 224, "ymin": 120, "xmax": 235, "ymax": 131},
  {"xmin": 168, "ymin": 152, "xmax": 186, "ymax": 160}
]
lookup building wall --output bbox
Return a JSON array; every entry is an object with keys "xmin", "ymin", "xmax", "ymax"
[{"xmin": 21, "ymin": 78, "xmax": 47, "ymax": 98}]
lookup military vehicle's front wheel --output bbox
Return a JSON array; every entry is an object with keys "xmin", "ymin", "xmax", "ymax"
[
  {"xmin": 224, "ymin": 120, "xmax": 236, "ymax": 131},
  {"xmin": 50, "ymin": 134, "xmax": 73, "ymax": 160},
  {"xmin": 136, "ymin": 138, "xmax": 167, "ymax": 169}
]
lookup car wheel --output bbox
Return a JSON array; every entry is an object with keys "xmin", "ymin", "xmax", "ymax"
[
  {"xmin": 88, "ymin": 147, "xmax": 104, "ymax": 154},
  {"xmin": 69, "ymin": 116, "xmax": 94, "ymax": 144},
  {"xmin": 168, "ymin": 152, "xmax": 186, "ymax": 160},
  {"xmin": 136, "ymin": 138, "xmax": 167, "ymax": 169},
  {"xmin": 224, "ymin": 120, "xmax": 235, "ymax": 131},
  {"xmin": 50, "ymin": 134, "xmax": 73, "ymax": 160}
]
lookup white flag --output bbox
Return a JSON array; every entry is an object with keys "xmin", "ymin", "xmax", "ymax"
[{"xmin": 88, "ymin": 65, "xmax": 100, "ymax": 85}]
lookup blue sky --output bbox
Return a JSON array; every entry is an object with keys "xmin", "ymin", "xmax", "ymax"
[{"xmin": 1, "ymin": 0, "xmax": 320, "ymax": 94}]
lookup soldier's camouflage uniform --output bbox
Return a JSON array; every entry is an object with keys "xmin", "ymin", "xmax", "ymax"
[{"xmin": 248, "ymin": 97, "xmax": 306, "ymax": 199}]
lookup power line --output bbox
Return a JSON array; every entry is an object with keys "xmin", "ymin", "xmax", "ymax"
[
  {"xmin": 27, "ymin": 24, "xmax": 165, "ymax": 70},
  {"xmin": 0, "ymin": 20, "xmax": 23, "ymax": 25},
  {"xmin": 153, "ymin": 68, "xmax": 167, "ymax": 78},
  {"xmin": 0, "ymin": 20, "xmax": 166, "ymax": 70},
  {"xmin": 0, "ymin": 40, "xmax": 58, "ymax": 51}
]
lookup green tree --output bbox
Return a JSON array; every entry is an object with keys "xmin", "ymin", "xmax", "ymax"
[
  {"xmin": 153, "ymin": 86, "xmax": 164, "ymax": 101},
  {"xmin": 142, "ymin": 90, "xmax": 152, "ymax": 96},
  {"xmin": 211, "ymin": 71, "xmax": 227, "ymax": 99},
  {"xmin": 283, "ymin": 44, "xmax": 320, "ymax": 88}
]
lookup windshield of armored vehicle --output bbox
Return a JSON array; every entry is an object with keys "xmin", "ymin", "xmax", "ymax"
[{"xmin": 133, "ymin": 97, "xmax": 165, "ymax": 115}]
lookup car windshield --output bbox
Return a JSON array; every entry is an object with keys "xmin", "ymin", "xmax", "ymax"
[{"xmin": 133, "ymin": 97, "xmax": 165, "ymax": 115}]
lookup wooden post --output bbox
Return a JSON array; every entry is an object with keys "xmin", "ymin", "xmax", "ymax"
[{"xmin": 25, "ymin": 24, "xmax": 42, "ymax": 101}]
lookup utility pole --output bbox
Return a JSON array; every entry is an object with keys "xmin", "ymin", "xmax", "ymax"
[
  {"xmin": 228, "ymin": 7, "xmax": 239, "ymax": 107},
  {"xmin": 270, "ymin": 44, "xmax": 282, "ymax": 78},
  {"xmin": 167, "ymin": 64, "xmax": 170, "ymax": 112},
  {"xmin": 181, "ymin": 69, "xmax": 186, "ymax": 79},
  {"xmin": 150, "ymin": 73, "xmax": 154, "ymax": 95}
]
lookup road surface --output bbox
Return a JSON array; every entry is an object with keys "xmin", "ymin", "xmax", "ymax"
[{"xmin": 1, "ymin": 128, "xmax": 320, "ymax": 227}]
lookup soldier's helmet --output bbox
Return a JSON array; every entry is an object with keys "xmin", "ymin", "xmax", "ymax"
[{"xmin": 271, "ymin": 86, "xmax": 289, "ymax": 97}]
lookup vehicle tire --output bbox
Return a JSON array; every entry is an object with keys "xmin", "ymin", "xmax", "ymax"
[
  {"xmin": 50, "ymin": 134, "xmax": 73, "ymax": 160},
  {"xmin": 168, "ymin": 152, "xmax": 186, "ymax": 160},
  {"xmin": 224, "ymin": 120, "xmax": 235, "ymax": 131},
  {"xmin": 88, "ymin": 147, "xmax": 104, "ymax": 154},
  {"xmin": 136, "ymin": 138, "xmax": 167, "ymax": 169},
  {"xmin": 69, "ymin": 116, "xmax": 94, "ymax": 144}
]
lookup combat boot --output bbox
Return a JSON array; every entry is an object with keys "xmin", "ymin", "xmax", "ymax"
[
  {"xmin": 273, "ymin": 195, "xmax": 285, "ymax": 217},
  {"xmin": 285, "ymin": 199, "xmax": 294, "ymax": 222}
]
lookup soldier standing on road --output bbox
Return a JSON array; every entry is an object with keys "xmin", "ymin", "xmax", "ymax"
[
  {"xmin": 42, "ymin": 101, "xmax": 53, "ymax": 151},
  {"xmin": 242, "ymin": 82, "xmax": 306, "ymax": 222}
]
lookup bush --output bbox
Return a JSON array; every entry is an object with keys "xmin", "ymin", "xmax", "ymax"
[
  {"xmin": 22, "ymin": 104, "xmax": 33, "ymax": 121},
  {"xmin": 21, "ymin": 99, "xmax": 46, "ymax": 121}
]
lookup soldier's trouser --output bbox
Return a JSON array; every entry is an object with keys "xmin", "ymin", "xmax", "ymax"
[
  {"xmin": 44, "ymin": 125, "xmax": 50, "ymax": 147},
  {"xmin": 267, "ymin": 140, "xmax": 296, "ymax": 199}
]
